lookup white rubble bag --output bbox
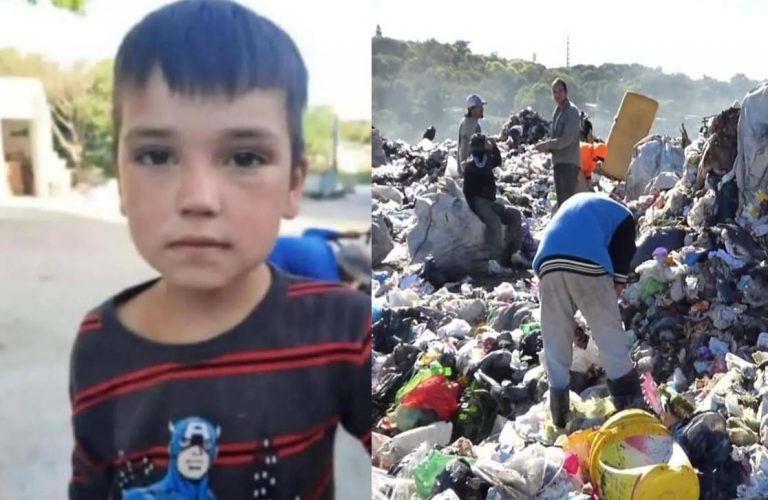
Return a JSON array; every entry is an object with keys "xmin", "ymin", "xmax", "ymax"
[
  {"xmin": 624, "ymin": 135, "xmax": 685, "ymax": 201},
  {"xmin": 734, "ymin": 81, "xmax": 768, "ymax": 214}
]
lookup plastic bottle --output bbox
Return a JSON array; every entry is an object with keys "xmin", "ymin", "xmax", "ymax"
[{"xmin": 547, "ymin": 191, "xmax": 557, "ymax": 202}]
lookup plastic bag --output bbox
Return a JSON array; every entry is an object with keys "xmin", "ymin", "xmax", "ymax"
[
  {"xmin": 412, "ymin": 450, "xmax": 469, "ymax": 499},
  {"xmin": 431, "ymin": 458, "xmax": 487, "ymax": 499},
  {"xmin": 372, "ymin": 466, "xmax": 417, "ymax": 500},
  {"xmin": 399, "ymin": 375, "xmax": 461, "ymax": 420},
  {"xmin": 562, "ymin": 428, "xmax": 598, "ymax": 475},
  {"xmin": 494, "ymin": 282, "xmax": 517, "ymax": 302},
  {"xmin": 438, "ymin": 318, "xmax": 472, "ymax": 339},
  {"xmin": 387, "ymin": 288, "xmax": 420, "ymax": 308}
]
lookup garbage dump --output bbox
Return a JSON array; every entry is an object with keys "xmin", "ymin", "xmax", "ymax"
[
  {"xmin": 499, "ymin": 108, "xmax": 551, "ymax": 148},
  {"xmin": 371, "ymin": 96, "xmax": 768, "ymax": 499}
]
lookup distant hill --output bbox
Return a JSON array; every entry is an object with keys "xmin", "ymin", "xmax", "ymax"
[{"xmin": 372, "ymin": 36, "xmax": 762, "ymax": 143}]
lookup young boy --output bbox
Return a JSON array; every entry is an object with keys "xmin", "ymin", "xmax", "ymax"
[
  {"xmin": 68, "ymin": 2, "xmax": 371, "ymax": 499},
  {"xmin": 462, "ymin": 133, "xmax": 523, "ymax": 272}
]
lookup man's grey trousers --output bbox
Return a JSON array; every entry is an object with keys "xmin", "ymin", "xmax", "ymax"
[{"xmin": 538, "ymin": 271, "xmax": 634, "ymax": 390}]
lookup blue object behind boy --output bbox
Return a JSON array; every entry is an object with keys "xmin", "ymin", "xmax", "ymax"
[
  {"xmin": 269, "ymin": 228, "xmax": 342, "ymax": 282},
  {"xmin": 68, "ymin": 2, "xmax": 371, "ymax": 499}
]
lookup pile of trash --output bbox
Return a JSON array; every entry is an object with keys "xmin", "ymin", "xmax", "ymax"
[
  {"xmin": 371, "ymin": 87, "xmax": 768, "ymax": 500},
  {"xmin": 499, "ymin": 108, "xmax": 551, "ymax": 147}
]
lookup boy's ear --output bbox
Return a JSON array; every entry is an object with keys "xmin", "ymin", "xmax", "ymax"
[{"xmin": 283, "ymin": 157, "xmax": 308, "ymax": 220}]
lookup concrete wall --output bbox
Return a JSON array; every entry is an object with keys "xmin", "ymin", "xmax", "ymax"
[
  {"xmin": 2, "ymin": 119, "xmax": 30, "ymax": 156},
  {"xmin": 0, "ymin": 77, "xmax": 70, "ymax": 198}
]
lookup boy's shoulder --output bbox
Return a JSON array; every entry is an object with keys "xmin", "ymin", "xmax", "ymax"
[{"xmin": 279, "ymin": 274, "xmax": 370, "ymax": 336}]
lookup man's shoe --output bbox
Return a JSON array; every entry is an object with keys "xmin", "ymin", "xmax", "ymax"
[{"xmin": 607, "ymin": 368, "xmax": 647, "ymax": 411}]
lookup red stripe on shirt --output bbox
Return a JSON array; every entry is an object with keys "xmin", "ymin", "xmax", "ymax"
[
  {"xmin": 360, "ymin": 431, "xmax": 372, "ymax": 447},
  {"xmin": 275, "ymin": 426, "xmax": 326, "ymax": 458},
  {"xmin": 357, "ymin": 312, "xmax": 372, "ymax": 365},
  {"xmin": 104, "ymin": 417, "xmax": 338, "ymax": 469},
  {"xmin": 74, "ymin": 342, "xmax": 362, "ymax": 405},
  {"xmin": 307, "ymin": 460, "xmax": 334, "ymax": 500},
  {"xmin": 286, "ymin": 285, "xmax": 358, "ymax": 298},
  {"xmin": 287, "ymin": 281, "xmax": 345, "ymax": 291},
  {"xmin": 78, "ymin": 314, "xmax": 102, "ymax": 334},
  {"xmin": 73, "ymin": 352, "xmax": 364, "ymax": 415}
]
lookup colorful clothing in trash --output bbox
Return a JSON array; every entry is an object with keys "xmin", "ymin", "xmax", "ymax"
[
  {"xmin": 68, "ymin": 267, "xmax": 371, "ymax": 500},
  {"xmin": 269, "ymin": 228, "xmax": 342, "ymax": 282},
  {"xmin": 533, "ymin": 192, "xmax": 636, "ymax": 284}
]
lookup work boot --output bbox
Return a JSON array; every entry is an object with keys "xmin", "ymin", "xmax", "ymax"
[
  {"xmin": 549, "ymin": 387, "xmax": 570, "ymax": 428},
  {"xmin": 607, "ymin": 368, "xmax": 646, "ymax": 411}
]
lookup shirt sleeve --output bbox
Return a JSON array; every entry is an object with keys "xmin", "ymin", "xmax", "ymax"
[
  {"xmin": 457, "ymin": 120, "xmax": 467, "ymax": 162},
  {"xmin": 547, "ymin": 107, "xmax": 580, "ymax": 152},
  {"xmin": 302, "ymin": 228, "xmax": 340, "ymax": 241},
  {"xmin": 340, "ymin": 309, "xmax": 372, "ymax": 454},
  {"xmin": 608, "ymin": 215, "xmax": 637, "ymax": 284},
  {"xmin": 69, "ymin": 334, "xmax": 112, "ymax": 499},
  {"xmin": 490, "ymin": 141, "xmax": 502, "ymax": 169}
]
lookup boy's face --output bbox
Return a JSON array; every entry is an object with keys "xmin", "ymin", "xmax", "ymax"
[{"xmin": 117, "ymin": 70, "xmax": 306, "ymax": 290}]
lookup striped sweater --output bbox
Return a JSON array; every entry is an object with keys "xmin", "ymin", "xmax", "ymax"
[
  {"xmin": 69, "ymin": 267, "xmax": 371, "ymax": 500},
  {"xmin": 533, "ymin": 193, "xmax": 637, "ymax": 284}
]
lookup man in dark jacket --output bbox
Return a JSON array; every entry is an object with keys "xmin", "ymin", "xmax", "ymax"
[
  {"xmin": 532, "ymin": 192, "xmax": 643, "ymax": 428},
  {"xmin": 463, "ymin": 133, "xmax": 522, "ymax": 271}
]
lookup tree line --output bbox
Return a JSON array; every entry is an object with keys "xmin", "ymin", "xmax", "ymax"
[
  {"xmin": 373, "ymin": 35, "xmax": 762, "ymax": 143},
  {"xmin": 0, "ymin": 48, "xmax": 370, "ymax": 182}
]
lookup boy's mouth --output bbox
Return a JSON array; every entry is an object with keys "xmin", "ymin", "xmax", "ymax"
[{"xmin": 168, "ymin": 236, "xmax": 231, "ymax": 249}]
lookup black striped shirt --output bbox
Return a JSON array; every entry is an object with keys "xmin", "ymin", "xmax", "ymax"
[{"xmin": 68, "ymin": 267, "xmax": 371, "ymax": 500}]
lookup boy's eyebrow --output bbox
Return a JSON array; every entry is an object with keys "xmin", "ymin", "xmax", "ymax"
[
  {"xmin": 122, "ymin": 127, "xmax": 278, "ymax": 141},
  {"xmin": 220, "ymin": 127, "xmax": 278, "ymax": 141},
  {"xmin": 123, "ymin": 128, "xmax": 175, "ymax": 142}
]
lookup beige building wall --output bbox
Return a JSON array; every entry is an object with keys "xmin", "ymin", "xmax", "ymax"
[{"xmin": 0, "ymin": 77, "xmax": 70, "ymax": 198}]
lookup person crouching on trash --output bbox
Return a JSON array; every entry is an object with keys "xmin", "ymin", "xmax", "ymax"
[
  {"xmin": 462, "ymin": 133, "xmax": 524, "ymax": 272},
  {"xmin": 532, "ymin": 192, "xmax": 644, "ymax": 428}
]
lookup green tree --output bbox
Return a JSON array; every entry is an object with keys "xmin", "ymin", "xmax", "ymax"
[
  {"xmin": 0, "ymin": 49, "xmax": 113, "ymax": 179},
  {"xmin": 340, "ymin": 120, "xmax": 371, "ymax": 144},
  {"xmin": 372, "ymin": 36, "xmax": 761, "ymax": 142},
  {"xmin": 27, "ymin": 0, "xmax": 87, "ymax": 13},
  {"xmin": 303, "ymin": 106, "xmax": 334, "ymax": 169},
  {"xmin": 515, "ymin": 83, "xmax": 553, "ymax": 115}
]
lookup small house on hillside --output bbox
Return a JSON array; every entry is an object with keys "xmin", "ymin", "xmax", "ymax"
[{"xmin": 0, "ymin": 76, "xmax": 69, "ymax": 198}]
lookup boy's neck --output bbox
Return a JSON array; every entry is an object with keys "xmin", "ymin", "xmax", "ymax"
[{"xmin": 121, "ymin": 264, "xmax": 273, "ymax": 345}]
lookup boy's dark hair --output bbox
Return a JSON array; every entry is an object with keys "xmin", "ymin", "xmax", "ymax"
[
  {"xmin": 112, "ymin": 0, "xmax": 308, "ymax": 168},
  {"xmin": 469, "ymin": 133, "xmax": 486, "ymax": 151}
]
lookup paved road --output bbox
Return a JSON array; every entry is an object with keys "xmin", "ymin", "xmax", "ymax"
[{"xmin": 0, "ymin": 194, "xmax": 371, "ymax": 499}]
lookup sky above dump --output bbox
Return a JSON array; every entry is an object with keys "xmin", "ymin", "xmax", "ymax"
[
  {"xmin": 0, "ymin": 0, "xmax": 371, "ymax": 120},
  {"xmin": 372, "ymin": 0, "xmax": 768, "ymax": 82}
]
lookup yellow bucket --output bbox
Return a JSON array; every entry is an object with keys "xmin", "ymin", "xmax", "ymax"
[{"xmin": 588, "ymin": 409, "xmax": 699, "ymax": 500}]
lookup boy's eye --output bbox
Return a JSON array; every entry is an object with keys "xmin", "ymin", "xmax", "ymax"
[
  {"xmin": 227, "ymin": 151, "xmax": 266, "ymax": 169},
  {"xmin": 135, "ymin": 149, "xmax": 173, "ymax": 167}
]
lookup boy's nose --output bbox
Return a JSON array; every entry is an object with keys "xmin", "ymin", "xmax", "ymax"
[{"xmin": 176, "ymin": 165, "xmax": 221, "ymax": 216}]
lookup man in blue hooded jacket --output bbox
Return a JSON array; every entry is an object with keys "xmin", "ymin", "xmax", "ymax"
[
  {"xmin": 533, "ymin": 192, "xmax": 643, "ymax": 428},
  {"xmin": 268, "ymin": 227, "xmax": 366, "ymax": 282}
]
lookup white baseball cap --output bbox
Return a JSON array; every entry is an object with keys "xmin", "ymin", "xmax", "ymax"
[{"xmin": 466, "ymin": 94, "xmax": 486, "ymax": 108}]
